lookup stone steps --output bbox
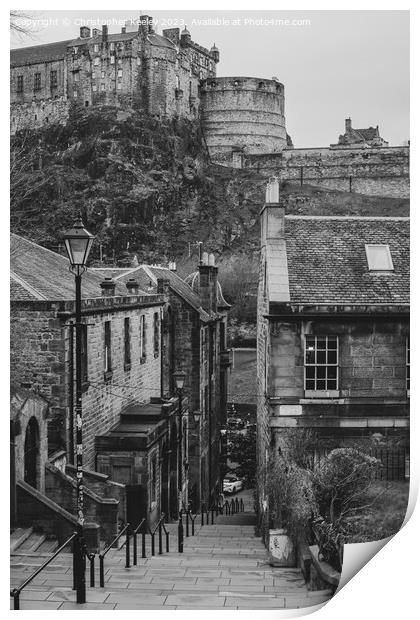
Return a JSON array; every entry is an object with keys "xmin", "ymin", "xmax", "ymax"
[{"xmin": 10, "ymin": 491, "xmax": 333, "ymax": 609}]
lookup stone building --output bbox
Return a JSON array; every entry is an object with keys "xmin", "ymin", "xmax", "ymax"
[
  {"xmin": 10, "ymin": 17, "xmax": 219, "ymax": 133},
  {"xmin": 200, "ymin": 77, "xmax": 288, "ymax": 166},
  {"xmin": 10, "ymin": 233, "xmax": 186, "ymax": 535},
  {"xmin": 256, "ymin": 178, "xmax": 409, "ymax": 523},
  {"xmin": 332, "ymin": 117, "xmax": 389, "ymax": 149},
  {"xmin": 92, "ymin": 253, "xmax": 231, "ymax": 510}
]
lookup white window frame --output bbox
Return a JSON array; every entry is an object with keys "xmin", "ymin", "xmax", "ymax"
[
  {"xmin": 94, "ymin": 57, "xmax": 99, "ymax": 66},
  {"xmin": 365, "ymin": 244, "xmax": 394, "ymax": 271},
  {"xmin": 304, "ymin": 335, "xmax": 339, "ymax": 398}
]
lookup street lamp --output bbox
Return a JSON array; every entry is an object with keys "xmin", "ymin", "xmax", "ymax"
[
  {"xmin": 63, "ymin": 215, "xmax": 95, "ymax": 604},
  {"xmin": 173, "ymin": 370, "xmax": 186, "ymax": 553}
]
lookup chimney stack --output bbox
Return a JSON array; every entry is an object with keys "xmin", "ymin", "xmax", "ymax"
[
  {"xmin": 157, "ymin": 278, "xmax": 170, "ymax": 295},
  {"xmin": 80, "ymin": 26, "xmax": 91, "ymax": 39},
  {"xmin": 345, "ymin": 117, "xmax": 352, "ymax": 133},
  {"xmin": 92, "ymin": 28, "xmax": 101, "ymax": 37},
  {"xmin": 125, "ymin": 278, "xmax": 140, "ymax": 295},
  {"xmin": 100, "ymin": 277, "xmax": 116, "ymax": 296},
  {"xmin": 198, "ymin": 249, "xmax": 218, "ymax": 314},
  {"xmin": 260, "ymin": 177, "xmax": 285, "ymax": 248},
  {"xmin": 102, "ymin": 25, "xmax": 108, "ymax": 42}
]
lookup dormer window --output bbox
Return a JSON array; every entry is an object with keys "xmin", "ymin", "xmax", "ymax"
[{"xmin": 365, "ymin": 244, "xmax": 394, "ymax": 271}]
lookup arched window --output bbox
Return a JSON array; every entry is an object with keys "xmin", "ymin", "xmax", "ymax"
[{"xmin": 24, "ymin": 417, "xmax": 40, "ymax": 489}]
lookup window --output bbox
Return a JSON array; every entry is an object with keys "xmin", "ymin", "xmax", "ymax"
[
  {"xmin": 34, "ymin": 73, "xmax": 41, "ymax": 91},
  {"xmin": 117, "ymin": 82, "xmax": 122, "ymax": 90},
  {"xmin": 140, "ymin": 315, "xmax": 146, "ymax": 361},
  {"xmin": 110, "ymin": 55, "xmax": 115, "ymax": 64},
  {"xmin": 406, "ymin": 338, "xmax": 410, "ymax": 393},
  {"xmin": 73, "ymin": 71, "xmax": 80, "ymax": 83},
  {"xmin": 73, "ymin": 91, "xmax": 78, "ymax": 98},
  {"xmin": 17, "ymin": 75, "xmax": 24, "ymax": 93},
  {"xmin": 94, "ymin": 57, "xmax": 100, "ymax": 66},
  {"xmin": 81, "ymin": 324, "xmax": 88, "ymax": 385},
  {"xmin": 118, "ymin": 69, "xmax": 123, "ymax": 77},
  {"xmin": 305, "ymin": 335, "xmax": 339, "ymax": 395},
  {"xmin": 92, "ymin": 84, "xmax": 97, "ymax": 92},
  {"xmin": 101, "ymin": 83, "xmax": 105, "ymax": 91},
  {"xmin": 110, "ymin": 42, "xmax": 115, "ymax": 51},
  {"xmin": 94, "ymin": 44, "xmax": 99, "ymax": 53},
  {"xmin": 118, "ymin": 58, "xmax": 122, "ymax": 65},
  {"xmin": 101, "ymin": 70, "xmax": 105, "ymax": 78},
  {"xmin": 153, "ymin": 312, "xmax": 160, "ymax": 357},
  {"xmin": 104, "ymin": 321, "xmax": 112, "ymax": 375},
  {"xmin": 365, "ymin": 244, "xmax": 394, "ymax": 271},
  {"xmin": 150, "ymin": 453, "xmax": 157, "ymax": 504},
  {"xmin": 124, "ymin": 317, "xmax": 131, "ymax": 369},
  {"xmin": 50, "ymin": 70, "xmax": 58, "ymax": 89}
]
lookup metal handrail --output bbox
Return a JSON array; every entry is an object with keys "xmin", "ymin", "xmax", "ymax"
[
  {"xmin": 99, "ymin": 523, "xmax": 130, "ymax": 588},
  {"xmin": 181, "ymin": 503, "xmax": 198, "ymax": 537},
  {"xmin": 132, "ymin": 518, "xmax": 146, "ymax": 565},
  {"xmin": 10, "ymin": 532, "xmax": 77, "ymax": 610}
]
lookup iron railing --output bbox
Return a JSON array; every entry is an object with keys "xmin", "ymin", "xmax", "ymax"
[
  {"xmin": 10, "ymin": 531, "xmax": 78, "ymax": 610},
  {"xmin": 99, "ymin": 523, "xmax": 130, "ymax": 588}
]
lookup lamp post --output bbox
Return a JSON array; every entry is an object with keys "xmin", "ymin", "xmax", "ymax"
[
  {"xmin": 63, "ymin": 215, "xmax": 94, "ymax": 604},
  {"xmin": 173, "ymin": 370, "xmax": 186, "ymax": 553}
]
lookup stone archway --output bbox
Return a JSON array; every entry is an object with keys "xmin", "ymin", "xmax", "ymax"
[{"xmin": 24, "ymin": 417, "xmax": 40, "ymax": 489}]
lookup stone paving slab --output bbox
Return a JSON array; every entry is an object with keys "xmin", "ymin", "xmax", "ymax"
[
  {"xmin": 47, "ymin": 590, "xmax": 110, "ymax": 603},
  {"xmin": 164, "ymin": 594, "xmax": 226, "ymax": 607},
  {"xmin": 59, "ymin": 602, "xmax": 117, "ymax": 610},
  {"xmin": 225, "ymin": 596, "xmax": 285, "ymax": 608},
  {"xmin": 10, "ymin": 600, "xmax": 62, "ymax": 610},
  {"xmin": 106, "ymin": 593, "xmax": 167, "ymax": 605}
]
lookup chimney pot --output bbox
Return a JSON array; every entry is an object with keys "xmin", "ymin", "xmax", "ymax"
[
  {"xmin": 202, "ymin": 251, "xmax": 209, "ymax": 266},
  {"xmin": 208, "ymin": 253, "xmax": 215, "ymax": 267},
  {"xmin": 100, "ymin": 277, "xmax": 116, "ymax": 296}
]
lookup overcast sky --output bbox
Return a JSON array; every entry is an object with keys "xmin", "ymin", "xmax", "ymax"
[{"xmin": 10, "ymin": 10, "xmax": 409, "ymax": 147}]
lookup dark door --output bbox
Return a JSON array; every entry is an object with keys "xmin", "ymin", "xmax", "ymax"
[
  {"xmin": 24, "ymin": 418, "xmax": 39, "ymax": 489},
  {"xmin": 126, "ymin": 485, "xmax": 147, "ymax": 529}
]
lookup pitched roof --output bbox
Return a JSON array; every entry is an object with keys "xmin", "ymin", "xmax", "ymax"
[
  {"xmin": 147, "ymin": 33, "xmax": 176, "ymax": 49},
  {"xmin": 279, "ymin": 216, "xmax": 409, "ymax": 306},
  {"xmin": 113, "ymin": 265, "xmax": 210, "ymax": 320},
  {"xmin": 10, "ymin": 40, "xmax": 71, "ymax": 67},
  {"xmin": 354, "ymin": 127, "xmax": 379, "ymax": 141},
  {"xmin": 10, "ymin": 234, "xmax": 128, "ymax": 301}
]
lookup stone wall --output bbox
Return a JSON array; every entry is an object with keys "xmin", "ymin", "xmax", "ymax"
[
  {"xmin": 244, "ymin": 146, "xmax": 410, "ymax": 199},
  {"xmin": 72, "ymin": 303, "xmax": 162, "ymax": 469},
  {"xmin": 200, "ymin": 77, "xmax": 287, "ymax": 165},
  {"xmin": 10, "ymin": 296, "xmax": 164, "ymax": 467},
  {"xmin": 267, "ymin": 316, "xmax": 410, "ymax": 423}
]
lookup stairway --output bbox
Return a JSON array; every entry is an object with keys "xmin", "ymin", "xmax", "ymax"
[{"xmin": 10, "ymin": 492, "xmax": 333, "ymax": 610}]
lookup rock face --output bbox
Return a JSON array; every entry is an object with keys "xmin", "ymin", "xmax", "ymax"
[{"xmin": 10, "ymin": 105, "xmax": 409, "ymax": 267}]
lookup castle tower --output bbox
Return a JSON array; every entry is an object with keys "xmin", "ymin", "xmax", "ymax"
[
  {"xmin": 200, "ymin": 77, "xmax": 287, "ymax": 166},
  {"xmin": 210, "ymin": 44, "xmax": 220, "ymax": 64}
]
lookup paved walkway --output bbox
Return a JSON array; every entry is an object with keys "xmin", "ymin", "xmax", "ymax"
[{"xmin": 10, "ymin": 491, "xmax": 332, "ymax": 610}]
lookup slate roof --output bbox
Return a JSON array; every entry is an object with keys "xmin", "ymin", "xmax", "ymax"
[
  {"xmin": 354, "ymin": 127, "xmax": 379, "ymax": 141},
  {"xmin": 10, "ymin": 40, "xmax": 71, "ymax": 67},
  {"xmin": 113, "ymin": 265, "xmax": 211, "ymax": 320},
  {"xmin": 281, "ymin": 216, "xmax": 409, "ymax": 306},
  {"xmin": 148, "ymin": 33, "xmax": 176, "ymax": 49},
  {"xmin": 10, "ymin": 234, "xmax": 127, "ymax": 301}
]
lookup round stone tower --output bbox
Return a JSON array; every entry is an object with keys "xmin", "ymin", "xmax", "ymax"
[{"xmin": 200, "ymin": 76, "xmax": 287, "ymax": 166}]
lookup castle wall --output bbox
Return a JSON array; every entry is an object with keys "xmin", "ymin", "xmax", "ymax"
[
  {"xmin": 200, "ymin": 77, "xmax": 287, "ymax": 165},
  {"xmin": 244, "ymin": 146, "xmax": 410, "ymax": 199},
  {"xmin": 10, "ymin": 25, "xmax": 217, "ymax": 133}
]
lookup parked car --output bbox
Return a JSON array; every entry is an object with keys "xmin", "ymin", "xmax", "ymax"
[{"xmin": 223, "ymin": 474, "xmax": 244, "ymax": 494}]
